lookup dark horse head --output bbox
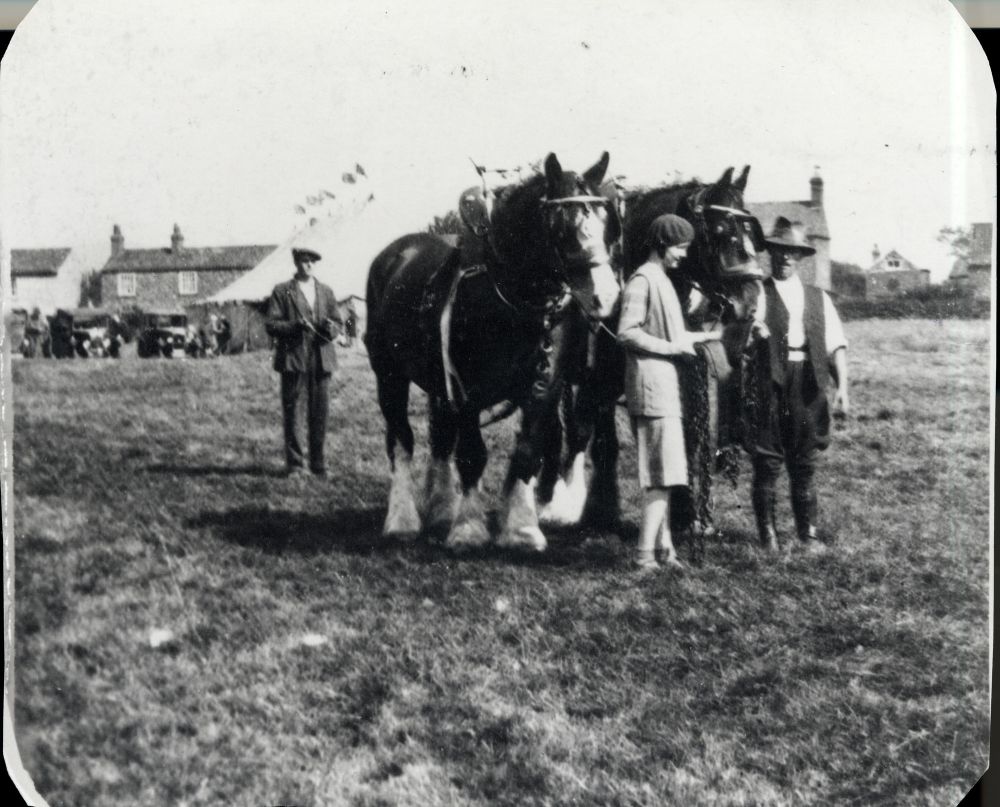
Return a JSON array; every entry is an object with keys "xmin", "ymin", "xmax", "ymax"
[
  {"xmin": 487, "ymin": 152, "xmax": 621, "ymax": 321},
  {"xmin": 621, "ymin": 165, "xmax": 764, "ymax": 324}
]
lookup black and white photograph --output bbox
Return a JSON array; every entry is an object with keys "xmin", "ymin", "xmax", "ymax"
[{"xmin": 1, "ymin": 1, "xmax": 995, "ymax": 804}]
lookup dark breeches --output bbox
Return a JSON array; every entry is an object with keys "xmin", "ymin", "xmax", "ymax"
[{"xmin": 752, "ymin": 360, "xmax": 829, "ymax": 528}]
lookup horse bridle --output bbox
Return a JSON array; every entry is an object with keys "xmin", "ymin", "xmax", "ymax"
[
  {"xmin": 484, "ymin": 191, "xmax": 621, "ymax": 324},
  {"xmin": 683, "ymin": 187, "xmax": 762, "ymax": 318},
  {"xmin": 540, "ymin": 192, "xmax": 624, "ymax": 335}
]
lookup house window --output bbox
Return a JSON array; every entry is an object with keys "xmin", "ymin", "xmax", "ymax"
[
  {"xmin": 178, "ymin": 271, "xmax": 198, "ymax": 296},
  {"xmin": 117, "ymin": 273, "xmax": 136, "ymax": 297},
  {"xmin": 887, "ymin": 259, "xmax": 900, "ymax": 268}
]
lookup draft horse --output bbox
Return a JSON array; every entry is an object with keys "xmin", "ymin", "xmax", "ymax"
[
  {"xmin": 364, "ymin": 152, "xmax": 621, "ymax": 552},
  {"xmin": 537, "ymin": 166, "xmax": 766, "ymax": 535}
]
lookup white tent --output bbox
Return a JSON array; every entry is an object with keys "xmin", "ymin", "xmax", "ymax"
[
  {"xmin": 204, "ymin": 170, "xmax": 412, "ymax": 304},
  {"xmin": 193, "ymin": 167, "xmax": 427, "ymax": 352}
]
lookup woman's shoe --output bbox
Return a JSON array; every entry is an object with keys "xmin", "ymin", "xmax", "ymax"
[{"xmin": 634, "ymin": 551, "xmax": 661, "ymax": 572}]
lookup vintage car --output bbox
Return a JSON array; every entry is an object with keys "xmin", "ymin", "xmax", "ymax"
[
  {"xmin": 71, "ymin": 308, "xmax": 115, "ymax": 357},
  {"xmin": 137, "ymin": 310, "xmax": 188, "ymax": 358},
  {"xmin": 45, "ymin": 308, "xmax": 116, "ymax": 358}
]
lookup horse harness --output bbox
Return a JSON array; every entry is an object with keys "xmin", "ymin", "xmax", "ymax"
[{"xmin": 436, "ymin": 189, "xmax": 620, "ymax": 414}]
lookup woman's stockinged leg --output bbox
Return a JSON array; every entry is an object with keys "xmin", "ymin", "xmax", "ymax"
[{"xmin": 637, "ymin": 487, "xmax": 670, "ymax": 570}]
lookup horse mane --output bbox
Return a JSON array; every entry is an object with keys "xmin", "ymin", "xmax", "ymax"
[
  {"xmin": 487, "ymin": 172, "xmax": 548, "ymax": 270},
  {"xmin": 622, "ymin": 180, "xmax": 706, "ymax": 272}
]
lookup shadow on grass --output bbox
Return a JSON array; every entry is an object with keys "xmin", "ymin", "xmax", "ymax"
[
  {"xmin": 190, "ymin": 505, "xmax": 629, "ymax": 570},
  {"xmin": 189, "ymin": 506, "xmax": 387, "ymax": 555},
  {"xmin": 147, "ymin": 463, "xmax": 282, "ymax": 478}
]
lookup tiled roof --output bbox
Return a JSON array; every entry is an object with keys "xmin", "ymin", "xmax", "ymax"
[
  {"xmin": 11, "ymin": 248, "xmax": 72, "ymax": 277},
  {"xmin": 867, "ymin": 249, "xmax": 927, "ymax": 273},
  {"xmin": 101, "ymin": 245, "xmax": 277, "ymax": 274},
  {"xmin": 747, "ymin": 200, "xmax": 830, "ymax": 240}
]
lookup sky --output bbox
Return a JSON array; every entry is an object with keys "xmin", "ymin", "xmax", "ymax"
[{"xmin": 0, "ymin": 0, "xmax": 995, "ymax": 296}]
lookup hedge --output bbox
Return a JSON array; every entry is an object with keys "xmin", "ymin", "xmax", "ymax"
[{"xmin": 837, "ymin": 286, "xmax": 991, "ymax": 320}]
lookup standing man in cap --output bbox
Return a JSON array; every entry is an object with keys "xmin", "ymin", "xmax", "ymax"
[
  {"xmin": 266, "ymin": 247, "xmax": 343, "ymax": 477},
  {"xmin": 618, "ymin": 213, "xmax": 722, "ymax": 571},
  {"xmin": 750, "ymin": 217, "xmax": 849, "ymax": 552}
]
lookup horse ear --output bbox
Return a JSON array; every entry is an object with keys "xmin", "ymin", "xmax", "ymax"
[
  {"xmin": 734, "ymin": 165, "xmax": 750, "ymax": 191},
  {"xmin": 716, "ymin": 166, "xmax": 735, "ymax": 188},
  {"xmin": 544, "ymin": 153, "xmax": 563, "ymax": 191},
  {"xmin": 583, "ymin": 151, "xmax": 610, "ymax": 186}
]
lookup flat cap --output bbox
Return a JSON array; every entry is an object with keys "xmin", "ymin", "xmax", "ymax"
[{"xmin": 292, "ymin": 247, "xmax": 322, "ymax": 263}]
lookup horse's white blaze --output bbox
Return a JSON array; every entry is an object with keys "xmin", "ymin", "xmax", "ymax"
[
  {"xmin": 538, "ymin": 452, "xmax": 588, "ymax": 526},
  {"xmin": 498, "ymin": 477, "xmax": 547, "ymax": 552},
  {"xmin": 445, "ymin": 486, "xmax": 491, "ymax": 550},
  {"xmin": 422, "ymin": 457, "xmax": 459, "ymax": 530},
  {"xmin": 589, "ymin": 262, "xmax": 620, "ymax": 319},
  {"xmin": 383, "ymin": 453, "xmax": 421, "ymax": 539}
]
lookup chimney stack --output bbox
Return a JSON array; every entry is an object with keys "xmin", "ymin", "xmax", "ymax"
[
  {"xmin": 171, "ymin": 223, "xmax": 184, "ymax": 253},
  {"xmin": 111, "ymin": 224, "xmax": 124, "ymax": 257},
  {"xmin": 872, "ymin": 243, "xmax": 880, "ymax": 264},
  {"xmin": 810, "ymin": 166, "xmax": 823, "ymax": 208}
]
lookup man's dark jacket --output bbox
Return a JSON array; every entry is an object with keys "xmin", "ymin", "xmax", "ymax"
[{"xmin": 265, "ymin": 279, "xmax": 342, "ymax": 373}]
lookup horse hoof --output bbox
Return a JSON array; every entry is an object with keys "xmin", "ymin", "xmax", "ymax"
[
  {"xmin": 383, "ymin": 508, "xmax": 421, "ymax": 539},
  {"xmin": 538, "ymin": 503, "xmax": 579, "ymax": 528},
  {"xmin": 445, "ymin": 520, "xmax": 491, "ymax": 552},
  {"xmin": 423, "ymin": 504, "xmax": 457, "ymax": 536},
  {"xmin": 384, "ymin": 528, "xmax": 420, "ymax": 543},
  {"xmin": 538, "ymin": 477, "xmax": 586, "ymax": 527},
  {"xmin": 497, "ymin": 527, "xmax": 547, "ymax": 553}
]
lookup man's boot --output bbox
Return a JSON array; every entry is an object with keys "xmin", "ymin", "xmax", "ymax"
[
  {"xmin": 751, "ymin": 474, "xmax": 780, "ymax": 552},
  {"xmin": 791, "ymin": 473, "xmax": 824, "ymax": 549}
]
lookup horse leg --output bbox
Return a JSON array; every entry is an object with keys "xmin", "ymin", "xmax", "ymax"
[
  {"xmin": 498, "ymin": 413, "xmax": 548, "ymax": 552},
  {"xmin": 582, "ymin": 397, "xmax": 621, "ymax": 528},
  {"xmin": 376, "ymin": 365, "xmax": 420, "ymax": 540},
  {"xmin": 539, "ymin": 384, "xmax": 590, "ymax": 527},
  {"xmin": 422, "ymin": 394, "xmax": 460, "ymax": 536},
  {"xmin": 445, "ymin": 413, "xmax": 491, "ymax": 551},
  {"xmin": 535, "ymin": 386, "xmax": 567, "ymax": 507}
]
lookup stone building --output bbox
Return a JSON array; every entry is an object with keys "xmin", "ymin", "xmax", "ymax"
[
  {"xmin": 948, "ymin": 222, "xmax": 993, "ymax": 300},
  {"xmin": 99, "ymin": 224, "xmax": 276, "ymax": 311},
  {"xmin": 864, "ymin": 245, "xmax": 931, "ymax": 298},
  {"xmin": 747, "ymin": 169, "xmax": 831, "ymax": 290}
]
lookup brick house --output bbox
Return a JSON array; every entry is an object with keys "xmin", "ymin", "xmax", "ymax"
[
  {"xmin": 8, "ymin": 247, "xmax": 86, "ymax": 315},
  {"xmin": 747, "ymin": 170, "xmax": 831, "ymax": 290},
  {"xmin": 99, "ymin": 224, "xmax": 277, "ymax": 311},
  {"xmin": 948, "ymin": 222, "xmax": 993, "ymax": 300},
  {"xmin": 864, "ymin": 245, "xmax": 931, "ymax": 298}
]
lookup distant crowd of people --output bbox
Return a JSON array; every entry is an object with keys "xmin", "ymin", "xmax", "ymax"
[
  {"xmin": 17, "ymin": 307, "xmax": 232, "ymax": 359},
  {"xmin": 185, "ymin": 313, "xmax": 232, "ymax": 358}
]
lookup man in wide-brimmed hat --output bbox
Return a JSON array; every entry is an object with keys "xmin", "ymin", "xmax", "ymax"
[
  {"xmin": 749, "ymin": 217, "xmax": 849, "ymax": 553},
  {"xmin": 265, "ymin": 247, "xmax": 343, "ymax": 477}
]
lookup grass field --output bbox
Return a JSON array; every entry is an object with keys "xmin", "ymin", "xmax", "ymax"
[{"xmin": 9, "ymin": 318, "xmax": 992, "ymax": 806}]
